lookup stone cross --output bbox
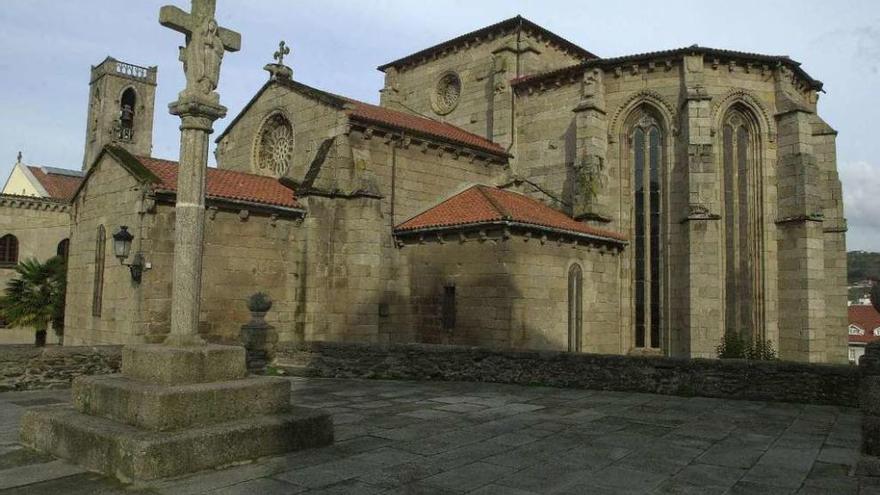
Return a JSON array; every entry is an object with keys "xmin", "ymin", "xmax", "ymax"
[
  {"xmin": 274, "ymin": 41, "xmax": 290, "ymax": 65},
  {"xmin": 160, "ymin": 0, "xmax": 240, "ymax": 100},
  {"xmin": 158, "ymin": 0, "xmax": 239, "ymax": 346}
]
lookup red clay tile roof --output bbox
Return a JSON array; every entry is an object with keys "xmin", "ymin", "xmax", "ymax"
[
  {"xmin": 133, "ymin": 156, "xmax": 302, "ymax": 210},
  {"xmin": 345, "ymin": 100, "xmax": 508, "ymax": 157},
  {"xmin": 27, "ymin": 166, "xmax": 83, "ymax": 201},
  {"xmin": 395, "ymin": 185, "xmax": 626, "ymax": 243},
  {"xmin": 849, "ymin": 305, "xmax": 880, "ymax": 344}
]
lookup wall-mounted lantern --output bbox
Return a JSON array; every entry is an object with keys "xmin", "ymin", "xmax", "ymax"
[{"xmin": 112, "ymin": 226, "xmax": 148, "ymax": 283}]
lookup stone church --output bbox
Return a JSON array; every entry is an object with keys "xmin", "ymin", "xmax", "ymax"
[{"xmin": 2, "ymin": 16, "xmax": 847, "ymax": 362}]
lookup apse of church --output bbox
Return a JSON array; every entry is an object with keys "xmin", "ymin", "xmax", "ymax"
[{"xmin": 59, "ymin": 17, "xmax": 847, "ymax": 363}]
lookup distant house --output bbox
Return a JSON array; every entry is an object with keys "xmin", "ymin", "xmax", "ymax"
[
  {"xmin": 0, "ymin": 154, "xmax": 81, "ymax": 344},
  {"xmin": 848, "ymin": 304, "xmax": 880, "ymax": 364}
]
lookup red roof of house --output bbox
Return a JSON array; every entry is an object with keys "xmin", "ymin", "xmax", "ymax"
[
  {"xmin": 28, "ymin": 166, "xmax": 83, "ymax": 201},
  {"xmin": 133, "ymin": 156, "xmax": 302, "ymax": 210},
  {"xmin": 395, "ymin": 185, "xmax": 626, "ymax": 243},
  {"xmin": 345, "ymin": 100, "xmax": 508, "ymax": 158},
  {"xmin": 850, "ymin": 305, "xmax": 880, "ymax": 344}
]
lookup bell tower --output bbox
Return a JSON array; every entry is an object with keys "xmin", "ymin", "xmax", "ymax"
[{"xmin": 83, "ymin": 57, "xmax": 157, "ymax": 170}]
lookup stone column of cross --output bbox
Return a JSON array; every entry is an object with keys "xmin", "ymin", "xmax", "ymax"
[{"xmin": 159, "ymin": 0, "xmax": 240, "ymax": 346}]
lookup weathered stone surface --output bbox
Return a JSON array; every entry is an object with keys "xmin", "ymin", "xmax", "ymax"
[
  {"xmin": 121, "ymin": 344, "xmax": 246, "ymax": 385},
  {"xmin": 0, "ymin": 345, "xmax": 121, "ymax": 392},
  {"xmin": 72, "ymin": 374, "xmax": 290, "ymax": 431},
  {"xmin": 19, "ymin": 403, "xmax": 333, "ymax": 482},
  {"xmin": 277, "ymin": 341, "xmax": 860, "ymax": 406}
]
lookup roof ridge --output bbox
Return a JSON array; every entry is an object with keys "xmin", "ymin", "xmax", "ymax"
[
  {"xmin": 476, "ymin": 185, "xmax": 511, "ymax": 220},
  {"xmin": 377, "ymin": 15, "xmax": 596, "ymax": 72}
]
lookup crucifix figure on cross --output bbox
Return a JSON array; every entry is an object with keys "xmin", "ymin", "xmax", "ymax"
[{"xmin": 160, "ymin": 0, "xmax": 241, "ymax": 100}]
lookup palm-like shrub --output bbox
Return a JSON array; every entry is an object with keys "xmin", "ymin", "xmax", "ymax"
[{"xmin": 0, "ymin": 256, "xmax": 67, "ymax": 346}]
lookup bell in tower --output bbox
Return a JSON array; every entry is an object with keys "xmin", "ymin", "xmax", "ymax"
[{"xmin": 82, "ymin": 57, "xmax": 157, "ymax": 170}]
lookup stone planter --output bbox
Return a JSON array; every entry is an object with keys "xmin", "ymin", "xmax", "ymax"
[{"xmin": 239, "ymin": 311, "xmax": 278, "ymax": 373}]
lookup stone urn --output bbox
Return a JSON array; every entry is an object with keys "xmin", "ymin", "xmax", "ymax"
[{"xmin": 240, "ymin": 292, "xmax": 279, "ymax": 373}]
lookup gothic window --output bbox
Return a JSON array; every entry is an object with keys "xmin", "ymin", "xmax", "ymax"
[
  {"xmin": 441, "ymin": 285, "xmax": 456, "ymax": 330},
  {"xmin": 92, "ymin": 226, "xmax": 106, "ymax": 317},
  {"xmin": 57, "ymin": 238, "xmax": 70, "ymax": 259},
  {"xmin": 568, "ymin": 264, "xmax": 583, "ymax": 352},
  {"xmin": 256, "ymin": 113, "xmax": 294, "ymax": 177},
  {"xmin": 631, "ymin": 113, "xmax": 663, "ymax": 349},
  {"xmin": 722, "ymin": 109, "xmax": 762, "ymax": 340},
  {"xmin": 117, "ymin": 88, "xmax": 136, "ymax": 141},
  {"xmin": 432, "ymin": 72, "xmax": 461, "ymax": 115},
  {"xmin": 0, "ymin": 234, "xmax": 18, "ymax": 267}
]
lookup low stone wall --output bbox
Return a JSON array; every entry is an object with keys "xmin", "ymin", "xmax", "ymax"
[
  {"xmin": 277, "ymin": 341, "xmax": 860, "ymax": 407},
  {"xmin": 0, "ymin": 345, "xmax": 122, "ymax": 392}
]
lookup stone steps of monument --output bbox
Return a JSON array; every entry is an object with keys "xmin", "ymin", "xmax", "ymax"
[
  {"xmin": 73, "ymin": 374, "xmax": 292, "ymax": 432},
  {"xmin": 273, "ymin": 362, "xmax": 313, "ymax": 377},
  {"xmin": 20, "ymin": 403, "xmax": 333, "ymax": 482}
]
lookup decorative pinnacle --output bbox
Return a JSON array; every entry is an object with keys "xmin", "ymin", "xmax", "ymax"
[
  {"xmin": 16, "ymin": 151, "xmax": 21, "ymax": 163},
  {"xmin": 274, "ymin": 41, "xmax": 290, "ymax": 65}
]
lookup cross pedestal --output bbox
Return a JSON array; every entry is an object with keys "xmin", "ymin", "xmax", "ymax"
[
  {"xmin": 19, "ymin": 0, "xmax": 333, "ymax": 481},
  {"xmin": 20, "ymin": 344, "xmax": 332, "ymax": 481}
]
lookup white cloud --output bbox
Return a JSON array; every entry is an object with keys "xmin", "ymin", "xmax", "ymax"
[{"xmin": 840, "ymin": 160, "xmax": 880, "ymax": 251}]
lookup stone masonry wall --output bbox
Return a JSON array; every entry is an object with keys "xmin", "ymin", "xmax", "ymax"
[
  {"xmin": 403, "ymin": 237, "xmax": 622, "ymax": 353},
  {"xmin": 0, "ymin": 198, "xmax": 70, "ymax": 345},
  {"xmin": 278, "ymin": 341, "xmax": 860, "ymax": 407},
  {"xmin": 65, "ymin": 153, "xmax": 146, "ymax": 345},
  {"xmin": 0, "ymin": 345, "xmax": 121, "ymax": 392},
  {"xmin": 65, "ymin": 152, "xmax": 304, "ymax": 346}
]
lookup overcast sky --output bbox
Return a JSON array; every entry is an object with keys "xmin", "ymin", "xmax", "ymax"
[{"xmin": 0, "ymin": 0, "xmax": 877, "ymax": 250}]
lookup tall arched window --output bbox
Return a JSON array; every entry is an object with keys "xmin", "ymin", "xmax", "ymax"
[
  {"xmin": 56, "ymin": 238, "xmax": 70, "ymax": 259},
  {"xmin": 92, "ymin": 226, "xmax": 106, "ymax": 317},
  {"xmin": 0, "ymin": 234, "xmax": 18, "ymax": 267},
  {"xmin": 630, "ymin": 112, "xmax": 663, "ymax": 349},
  {"xmin": 722, "ymin": 108, "xmax": 763, "ymax": 340},
  {"xmin": 568, "ymin": 264, "xmax": 583, "ymax": 352}
]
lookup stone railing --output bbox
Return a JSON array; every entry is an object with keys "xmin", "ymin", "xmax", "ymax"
[
  {"xmin": 276, "ymin": 341, "xmax": 861, "ymax": 407},
  {"xmin": 0, "ymin": 345, "xmax": 121, "ymax": 392}
]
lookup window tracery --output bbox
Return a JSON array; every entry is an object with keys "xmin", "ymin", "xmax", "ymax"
[{"xmin": 256, "ymin": 113, "xmax": 294, "ymax": 177}]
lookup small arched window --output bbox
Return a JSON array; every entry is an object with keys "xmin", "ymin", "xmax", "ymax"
[
  {"xmin": 92, "ymin": 226, "xmax": 106, "ymax": 317},
  {"xmin": 57, "ymin": 238, "xmax": 70, "ymax": 259},
  {"xmin": 118, "ymin": 88, "xmax": 136, "ymax": 141},
  {"xmin": 568, "ymin": 264, "xmax": 583, "ymax": 352},
  {"xmin": 0, "ymin": 234, "xmax": 18, "ymax": 267},
  {"xmin": 849, "ymin": 325, "xmax": 864, "ymax": 336}
]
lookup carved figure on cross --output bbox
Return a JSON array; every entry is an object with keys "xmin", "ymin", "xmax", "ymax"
[{"xmin": 159, "ymin": 0, "xmax": 241, "ymax": 100}]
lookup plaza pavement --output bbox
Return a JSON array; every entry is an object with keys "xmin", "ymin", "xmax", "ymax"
[{"xmin": 0, "ymin": 377, "xmax": 875, "ymax": 494}]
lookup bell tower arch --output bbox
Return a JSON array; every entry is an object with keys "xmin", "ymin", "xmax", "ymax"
[{"xmin": 83, "ymin": 57, "xmax": 157, "ymax": 170}]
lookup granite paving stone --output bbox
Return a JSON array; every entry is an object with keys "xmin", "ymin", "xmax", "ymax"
[{"xmin": 0, "ymin": 377, "xmax": 871, "ymax": 494}]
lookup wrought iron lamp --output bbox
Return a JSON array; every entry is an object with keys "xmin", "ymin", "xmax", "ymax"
[{"xmin": 112, "ymin": 226, "xmax": 148, "ymax": 283}]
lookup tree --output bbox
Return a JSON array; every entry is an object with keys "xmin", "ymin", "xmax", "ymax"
[
  {"xmin": 0, "ymin": 256, "xmax": 67, "ymax": 346},
  {"xmin": 872, "ymin": 280, "xmax": 880, "ymax": 315}
]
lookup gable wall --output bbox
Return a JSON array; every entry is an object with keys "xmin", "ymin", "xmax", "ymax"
[
  {"xmin": 215, "ymin": 84, "xmax": 346, "ymax": 180},
  {"xmin": 65, "ymin": 153, "xmax": 148, "ymax": 345}
]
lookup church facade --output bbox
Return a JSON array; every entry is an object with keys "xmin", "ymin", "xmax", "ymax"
[{"xmin": 50, "ymin": 17, "xmax": 845, "ymax": 362}]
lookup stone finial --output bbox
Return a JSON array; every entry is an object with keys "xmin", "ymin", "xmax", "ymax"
[
  {"xmin": 264, "ymin": 40, "xmax": 293, "ymax": 81},
  {"xmin": 274, "ymin": 40, "xmax": 290, "ymax": 65},
  {"xmin": 16, "ymin": 151, "xmax": 22, "ymax": 163}
]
